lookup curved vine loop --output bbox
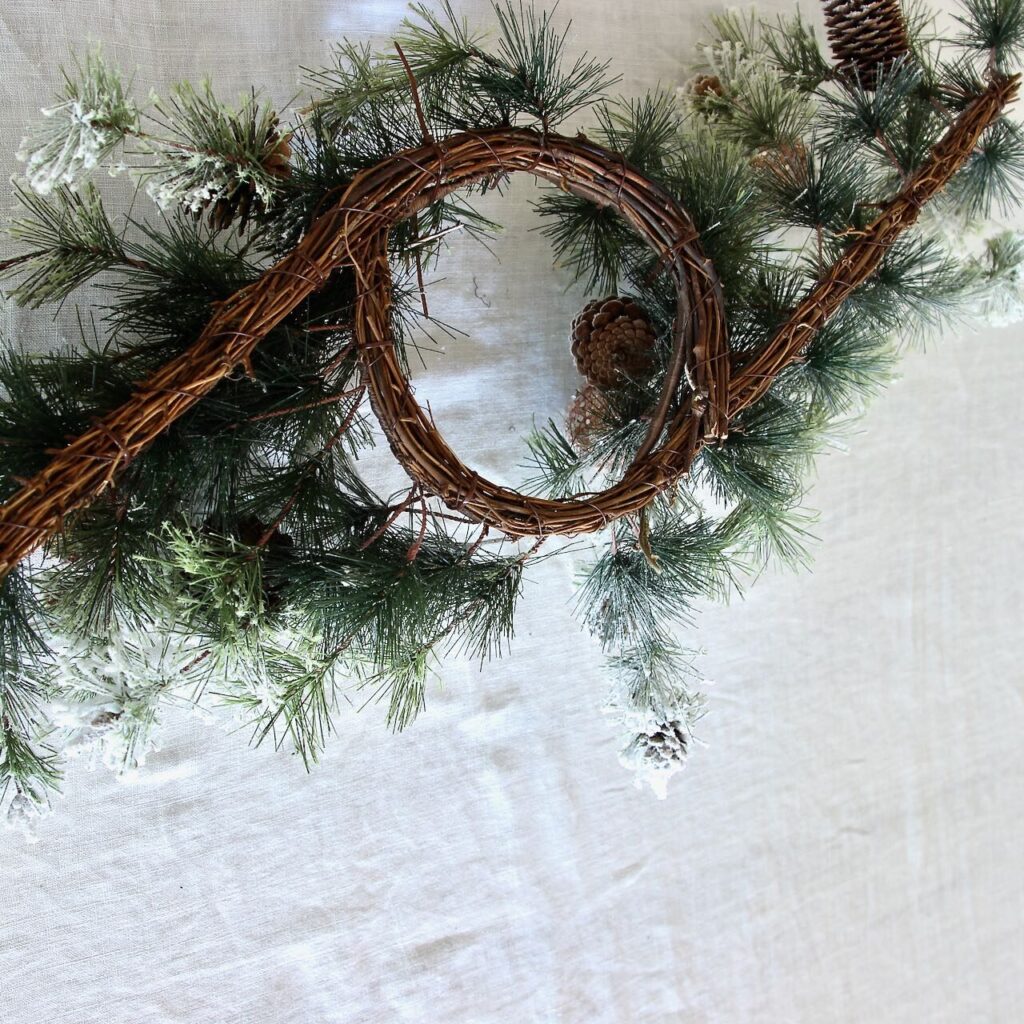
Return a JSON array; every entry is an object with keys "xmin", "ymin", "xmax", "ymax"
[{"xmin": 346, "ymin": 128, "xmax": 728, "ymax": 538}]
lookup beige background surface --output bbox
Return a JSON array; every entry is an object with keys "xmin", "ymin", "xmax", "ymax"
[{"xmin": 0, "ymin": 1, "xmax": 1022, "ymax": 1021}]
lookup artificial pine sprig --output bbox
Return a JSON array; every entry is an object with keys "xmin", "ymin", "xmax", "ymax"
[
  {"xmin": 956, "ymin": 0, "xmax": 1024, "ymax": 71},
  {"xmin": 15, "ymin": 48, "xmax": 140, "ymax": 195},
  {"xmin": 141, "ymin": 82, "xmax": 293, "ymax": 230},
  {"xmin": 14, "ymin": 51, "xmax": 293, "ymax": 232},
  {"xmin": 945, "ymin": 117, "xmax": 1024, "ymax": 215},
  {"xmin": 1, "ymin": 182, "xmax": 142, "ymax": 307}
]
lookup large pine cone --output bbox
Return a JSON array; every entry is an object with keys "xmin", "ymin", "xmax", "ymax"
[
  {"xmin": 823, "ymin": 0, "xmax": 911, "ymax": 90},
  {"xmin": 571, "ymin": 296, "xmax": 657, "ymax": 389}
]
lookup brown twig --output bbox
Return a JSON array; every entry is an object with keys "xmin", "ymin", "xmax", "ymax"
[
  {"xmin": 359, "ymin": 485, "xmax": 420, "ymax": 551},
  {"xmin": 394, "ymin": 42, "xmax": 434, "ymax": 146},
  {"xmin": 241, "ymin": 385, "xmax": 363, "ymax": 425}
]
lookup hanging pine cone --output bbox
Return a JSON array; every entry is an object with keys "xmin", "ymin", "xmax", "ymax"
[
  {"xmin": 205, "ymin": 116, "xmax": 293, "ymax": 231},
  {"xmin": 565, "ymin": 384, "xmax": 612, "ymax": 451},
  {"xmin": 570, "ymin": 296, "xmax": 657, "ymax": 389},
  {"xmin": 684, "ymin": 73, "xmax": 728, "ymax": 116},
  {"xmin": 628, "ymin": 718, "xmax": 691, "ymax": 771},
  {"xmin": 823, "ymin": 0, "xmax": 911, "ymax": 90}
]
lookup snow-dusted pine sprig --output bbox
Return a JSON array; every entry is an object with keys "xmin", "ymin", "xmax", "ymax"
[
  {"xmin": 140, "ymin": 82, "xmax": 292, "ymax": 230},
  {"xmin": 46, "ymin": 629, "xmax": 204, "ymax": 777},
  {"xmin": 16, "ymin": 49, "xmax": 139, "ymax": 195},
  {"xmin": 602, "ymin": 640, "xmax": 709, "ymax": 798},
  {"xmin": 14, "ymin": 52, "xmax": 291, "ymax": 231},
  {"xmin": 680, "ymin": 12, "xmax": 819, "ymax": 151},
  {"xmin": 973, "ymin": 230, "xmax": 1024, "ymax": 325}
]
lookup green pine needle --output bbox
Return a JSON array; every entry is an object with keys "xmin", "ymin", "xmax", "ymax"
[
  {"xmin": 955, "ymin": 0, "xmax": 1024, "ymax": 71},
  {"xmin": 3, "ymin": 182, "xmax": 131, "ymax": 307}
]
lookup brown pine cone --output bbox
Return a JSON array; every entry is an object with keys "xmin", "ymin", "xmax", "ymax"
[
  {"xmin": 570, "ymin": 296, "xmax": 657, "ymax": 389},
  {"xmin": 565, "ymin": 384, "xmax": 612, "ymax": 451},
  {"xmin": 823, "ymin": 0, "xmax": 910, "ymax": 91},
  {"xmin": 205, "ymin": 116, "xmax": 293, "ymax": 232},
  {"xmin": 750, "ymin": 139, "xmax": 810, "ymax": 177},
  {"xmin": 691, "ymin": 74, "xmax": 725, "ymax": 98}
]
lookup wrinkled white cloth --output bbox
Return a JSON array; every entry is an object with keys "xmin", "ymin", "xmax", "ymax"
[{"xmin": 1, "ymin": 1, "xmax": 1023, "ymax": 1021}]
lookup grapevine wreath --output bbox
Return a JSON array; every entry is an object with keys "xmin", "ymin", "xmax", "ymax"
[{"xmin": 0, "ymin": 0, "xmax": 1022, "ymax": 828}]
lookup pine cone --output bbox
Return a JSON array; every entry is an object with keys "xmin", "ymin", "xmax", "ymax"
[
  {"xmin": 205, "ymin": 116, "xmax": 293, "ymax": 232},
  {"xmin": 750, "ymin": 139, "xmax": 809, "ymax": 177},
  {"xmin": 823, "ymin": 0, "xmax": 911, "ymax": 90},
  {"xmin": 691, "ymin": 74, "xmax": 725, "ymax": 98},
  {"xmin": 565, "ymin": 384, "xmax": 612, "ymax": 451},
  {"xmin": 570, "ymin": 296, "xmax": 657, "ymax": 389},
  {"xmin": 634, "ymin": 719, "xmax": 690, "ymax": 769}
]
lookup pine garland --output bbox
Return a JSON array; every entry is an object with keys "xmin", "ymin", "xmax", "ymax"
[{"xmin": 0, "ymin": 0, "xmax": 1022, "ymax": 831}]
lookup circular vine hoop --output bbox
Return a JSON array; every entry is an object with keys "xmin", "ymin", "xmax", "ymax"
[{"xmin": 344, "ymin": 128, "xmax": 729, "ymax": 537}]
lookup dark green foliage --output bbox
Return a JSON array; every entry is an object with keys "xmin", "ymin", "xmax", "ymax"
[
  {"xmin": 4, "ymin": 183, "xmax": 132, "ymax": 307},
  {"xmin": 762, "ymin": 13, "xmax": 835, "ymax": 92},
  {"xmin": 535, "ymin": 194, "xmax": 641, "ymax": 293},
  {"xmin": 821, "ymin": 58, "xmax": 925, "ymax": 151},
  {"xmin": 307, "ymin": 0, "xmax": 612, "ymax": 135},
  {"xmin": 955, "ymin": 0, "xmax": 1024, "ymax": 71},
  {"xmin": 714, "ymin": 66, "xmax": 818, "ymax": 149},
  {"xmin": 532, "ymin": 95, "xmax": 685, "ymax": 293},
  {"xmin": 725, "ymin": 263, "xmax": 812, "ymax": 355},
  {"xmin": 523, "ymin": 421, "xmax": 586, "ymax": 497},
  {"xmin": 281, "ymin": 530, "xmax": 523, "ymax": 667},
  {"xmin": 695, "ymin": 396, "xmax": 824, "ymax": 567},
  {"xmin": 946, "ymin": 118, "xmax": 1024, "ymax": 217},
  {"xmin": 781, "ymin": 310, "xmax": 897, "ymax": 416},
  {"xmin": 757, "ymin": 140, "xmax": 867, "ymax": 232},
  {"xmin": 842, "ymin": 234, "xmax": 975, "ymax": 341},
  {"xmin": 577, "ymin": 507, "xmax": 739, "ymax": 650},
  {"xmin": 104, "ymin": 216, "xmax": 262, "ymax": 356},
  {"xmin": 0, "ymin": 572, "xmax": 59, "ymax": 801},
  {"xmin": 0, "ymin": 345, "xmax": 123, "ymax": 499},
  {"xmin": 50, "ymin": 500, "xmax": 167, "ymax": 633},
  {"xmin": 481, "ymin": 1, "xmax": 615, "ymax": 128},
  {"xmin": 660, "ymin": 127, "xmax": 767, "ymax": 294},
  {"xmin": 881, "ymin": 96, "xmax": 947, "ymax": 175},
  {"xmin": 593, "ymin": 93, "xmax": 682, "ymax": 177}
]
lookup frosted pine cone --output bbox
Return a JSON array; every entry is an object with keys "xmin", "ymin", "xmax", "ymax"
[
  {"xmin": 619, "ymin": 717, "xmax": 692, "ymax": 799},
  {"xmin": 691, "ymin": 74, "xmax": 725, "ymax": 98},
  {"xmin": 565, "ymin": 384, "xmax": 612, "ymax": 451},
  {"xmin": 205, "ymin": 116, "xmax": 292, "ymax": 231},
  {"xmin": 751, "ymin": 139, "xmax": 809, "ymax": 177},
  {"xmin": 823, "ymin": 0, "xmax": 910, "ymax": 90},
  {"xmin": 630, "ymin": 719, "xmax": 690, "ymax": 768},
  {"xmin": 571, "ymin": 296, "xmax": 657, "ymax": 388}
]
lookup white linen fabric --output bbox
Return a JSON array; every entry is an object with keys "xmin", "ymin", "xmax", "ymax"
[{"xmin": 0, "ymin": 1, "xmax": 1022, "ymax": 1021}]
